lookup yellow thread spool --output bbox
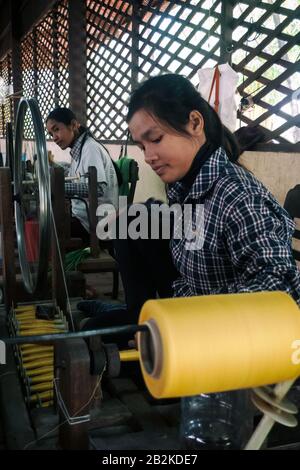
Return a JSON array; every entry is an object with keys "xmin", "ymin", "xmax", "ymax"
[
  {"xmin": 138, "ymin": 292, "xmax": 300, "ymax": 399},
  {"xmin": 29, "ymin": 390, "xmax": 53, "ymax": 403},
  {"xmin": 29, "ymin": 374, "xmax": 54, "ymax": 384},
  {"xmin": 23, "ymin": 358, "xmax": 54, "ymax": 370},
  {"xmin": 21, "ymin": 346, "xmax": 54, "ymax": 357},
  {"xmin": 41, "ymin": 401, "xmax": 54, "ymax": 408},
  {"xmin": 20, "ymin": 344, "xmax": 39, "ymax": 350},
  {"xmin": 19, "ymin": 329, "xmax": 63, "ymax": 336},
  {"xmin": 15, "ymin": 305, "xmax": 36, "ymax": 313},
  {"xmin": 14, "ymin": 314, "xmax": 36, "ymax": 321},
  {"xmin": 21, "ymin": 352, "xmax": 53, "ymax": 363},
  {"xmin": 17, "ymin": 319, "xmax": 63, "ymax": 326},
  {"xmin": 19, "ymin": 324, "xmax": 65, "ymax": 332},
  {"xmin": 25, "ymin": 367, "xmax": 53, "ymax": 377},
  {"xmin": 30, "ymin": 382, "xmax": 53, "ymax": 393}
]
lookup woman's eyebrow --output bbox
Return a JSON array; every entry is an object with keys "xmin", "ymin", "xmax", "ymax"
[
  {"xmin": 140, "ymin": 128, "xmax": 162, "ymax": 140},
  {"xmin": 130, "ymin": 127, "xmax": 161, "ymax": 145}
]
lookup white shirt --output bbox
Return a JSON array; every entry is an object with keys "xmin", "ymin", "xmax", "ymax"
[{"xmin": 68, "ymin": 136, "xmax": 119, "ymax": 232}]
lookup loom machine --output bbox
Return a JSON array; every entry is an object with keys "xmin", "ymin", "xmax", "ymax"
[
  {"xmin": 0, "ymin": 98, "xmax": 160, "ymax": 450},
  {"xmin": 0, "ymin": 99, "xmax": 300, "ymax": 451}
]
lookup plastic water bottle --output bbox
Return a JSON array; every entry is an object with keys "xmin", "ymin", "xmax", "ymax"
[{"xmin": 180, "ymin": 390, "xmax": 253, "ymax": 450}]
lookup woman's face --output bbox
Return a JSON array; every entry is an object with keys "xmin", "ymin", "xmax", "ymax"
[
  {"xmin": 46, "ymin": 118, "xmax": 79, "ymax": 150},
  {"xmin": 128, "ymin": 109, "xmax": 206, "ymax": 183}
]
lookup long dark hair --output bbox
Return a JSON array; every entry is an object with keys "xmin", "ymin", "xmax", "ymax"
[
  {"xmin": 46, "ymin": 107, "xmax": 86, "ymax": 135},
  {"xmin": 127, "ymin": 74, "xmax": 240, "ymax": 163},
  {"xmin": 46, "ymin": 107, "xmax": 123, "ymax": 185},
  {"xmin": 46, "ymin": 107, "xmax": 76, "ymax": 125}
]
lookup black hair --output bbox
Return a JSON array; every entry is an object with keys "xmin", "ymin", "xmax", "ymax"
[
  {"xmin": 127, "ymin": 74, "xmax": 240, "ymax": 163},
  {"xmin": 46, "ymin": 107, "xmax": 78, "ymax": 125},
  {"xmin": 46, "ymin": 107, "xmax": 123, "ymax": 186},
  {"xmin": 46, "ymin": 107, "xmax": 88, "ymax": 138}
]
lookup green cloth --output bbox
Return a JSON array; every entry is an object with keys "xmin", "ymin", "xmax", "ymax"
[
  {"xmin": 64, "ymin": 247, "xmax": 91, "ymax": 271},
  {"xmin": 114, "ymin": 157, "xmax": 135, "ymax": 196},
  {"xmin": 48, "ymin": 247, "xmax": 91, "ymax": 274}
]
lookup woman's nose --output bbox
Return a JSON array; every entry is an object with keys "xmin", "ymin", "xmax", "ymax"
[{"xmin": 144, "ymin": 148, "xmax": 158, "ymax": 165}]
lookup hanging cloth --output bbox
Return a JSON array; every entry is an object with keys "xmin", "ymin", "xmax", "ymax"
[
  {"xmin": 114, "ymin": 156, "xmax": 132, "ymax": 196},
  {"xmin": 198, "ymin": 63, "xmax": 239, "ymax": 132}
]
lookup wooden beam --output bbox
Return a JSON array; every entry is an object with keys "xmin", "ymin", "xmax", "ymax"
[
  {"xmin": 131, "ymin": 0, "xmax": 140, "ymax": 92},
  {"xmin": 68, "ymin": 0, "xmax": 87, "ymax": 125},
  {"xmin": 51, "ymin": 166, "xmax": 66, "ymax": 313},
  {"xmin": 56, "ymin": 338, "xmax": 92, "ymax": 450},
  {"xmin": 88, "ymin": 166, "xmax": 100, "ymax": 257},
  {"xmin": 220, "ymin": 0, "xmax": 234, "ymax": 64},
  {"xmin": 0, "ymin": 168, "xmax": 16, "ymax": 310},
  {"xmin": 19, "ymin": 0, "xmax": 57, "ymax": 39},
  {"xmin": 0, "ymin": 0, "xmax": 11, "ymax": 46},
  {"xmin": 10, "ymin": 0, "xmax": 23, "ymax": 118},
  {"xmin": 0, "ymin": 0, "xmax": 56, "ymax": 59},
  {"xmin": 0, "ymin": 31, "xmax": 11, "ymax": 62}
]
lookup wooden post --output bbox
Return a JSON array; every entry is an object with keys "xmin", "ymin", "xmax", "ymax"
[
  {"xmin": 10, "ymin": 0, "xmax": 23, "ymax": 119},
  {"xmin": 51, "ymin": 166, "xmax": 66, "ymax": 313},
  {"xmin": 55, "ymin": 338, "xmax": 92, "ymax": 450},
  {"xmin": 0, "ymin": 168, "xmax": 16, "ymax": 310},
  {"xmin": 88, "ymin": 166, "xmax": 99, "ymax": 257},
  {"xmin": 220, "ymin": 0, "xmax": 234, "ymax": 65},
  {"xmin": 68, "ymin": 0, "xmax": 87, "ymax": 126}
]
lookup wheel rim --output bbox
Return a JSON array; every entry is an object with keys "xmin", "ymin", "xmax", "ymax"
[{"xmin": 14, "ymin": 98, "xmax": 51, "ymax": 296}]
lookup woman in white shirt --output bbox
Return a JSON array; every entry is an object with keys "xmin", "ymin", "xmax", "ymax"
[{"xmin": 46, "ymin": 107, "xmax": 119, "ymax": 243}]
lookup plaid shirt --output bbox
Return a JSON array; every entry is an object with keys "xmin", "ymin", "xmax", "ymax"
[
  {"xmin": 64, "ymin": 181, "xmax": 104, "ymax": 198},
  {"xmin": 168, "ymin": 147, "xmax": 300, "ymax": 305},
  {"xmin": 70, "ymin": 132, "xmax": 85, "ymax": 163}
]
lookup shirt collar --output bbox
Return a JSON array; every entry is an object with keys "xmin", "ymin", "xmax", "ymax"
[
  {"xmin": 70, "ymin": 132, "xmax": 87, "ymax": 162},
  {"xmin": 167, "ymin": 147, "xmax": 229, "ymax": 203}
]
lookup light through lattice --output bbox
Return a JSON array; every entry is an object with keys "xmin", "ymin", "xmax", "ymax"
[
  {"xmin": 232, "ymin": 0, "xmax": 300, "ymax": 144},
  {"xmin": 138, "ymin": 0, "xmax": 222, "ymax": 87},
  {"xmin": 0, "ymin": 53, "xmax": 13, "ymax": 138},
  {"xmin": 1, "ymin": 0, "xmax": 299, "ymax": 146},
  {"xmin": 86, "ymin": 0, "xmax": 223, "ymax": 141},
  {"xmin": 86, "ymin": 0, "xmax": 133, "ymax": 141},
  {"xmin": 21, "ymin": 0, "xmax": 69, "ymax": 139}
]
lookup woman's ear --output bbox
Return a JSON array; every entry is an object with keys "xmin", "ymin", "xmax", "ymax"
[
  {"xmin": 71, "ymin": 119, "xmax": 80, "ymax": 133},
  {"xmin": 188, "ymin": 110, "xmax": 204, "ymax": 136}
]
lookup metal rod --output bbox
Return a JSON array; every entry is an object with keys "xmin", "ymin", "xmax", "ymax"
[
  {"xmin": 1, "ymin": 324, "xmax": 148, "ymax": 345},
  {"xmin": 12, "ymin": 176, "xmax": 81, "ymax": 186}
]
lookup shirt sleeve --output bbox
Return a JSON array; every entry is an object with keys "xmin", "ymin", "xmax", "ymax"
[
  {"xmin": 64, "ymin": 181, "xmax": 105, "ymax": 198},
  {"xmin": 212, "ymin": 192, "xmax": 300, "ymax": 305},
  {"xmin": 172, "ymin": 278, "xmax": 194, "ymax": 297}
]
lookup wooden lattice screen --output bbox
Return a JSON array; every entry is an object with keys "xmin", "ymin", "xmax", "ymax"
[
  {"xmin": 232, "ymin": 0, "xmax": 300, "ymax": 145},
  {"xmin": 0, "ymin": 53, "xmax": 13, "ymax": 138},
  {"xmin": 0, "ymin": 0, "xmax": 299, "ymax": 147},
  {"xmin": 86, "ymin": 0, "xmax": 299, "ymax": 145},
  {"xmin": 86, "ymin": 0, "xmax": 133, "ymax": 141},
  {"xmin": 21, "ymin": 0, "xmax": 69, "ymax": 138},
  {"xmin": 86, "ymin": 0, "xmax": 223, "ymax": 141}
]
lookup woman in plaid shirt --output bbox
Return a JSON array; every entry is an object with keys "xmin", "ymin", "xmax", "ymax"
[
  {"xmin": 126, "ymin": 73, "xmax": 300, "ymax": 450},
  {"xmin": 123, "ymin": 73, "xmax": 300, "ymax": 311},
  {"xmin": 80, "ymin": 74, "xmax": 300, "ymax": 450},
  {"xmin": 81, "ymin": 73, "xmax": 300, "ymax": 325}
]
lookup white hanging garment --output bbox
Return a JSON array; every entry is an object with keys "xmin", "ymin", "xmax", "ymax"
[{"xmin": 197, "ymin": 63, "xmax": 239, "ymax": 132}]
